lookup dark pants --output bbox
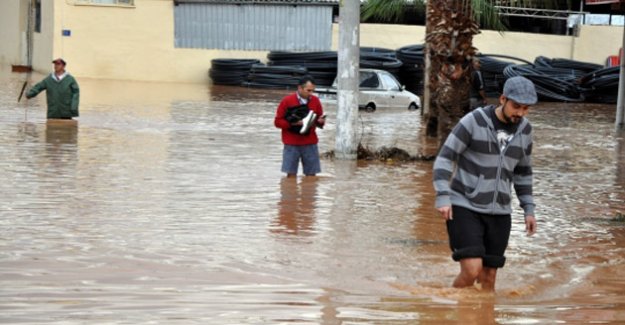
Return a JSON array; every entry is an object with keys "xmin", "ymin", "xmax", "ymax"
[{"xmin": 446, "ymin": 206, "xmax": 511, "ymax": 268}]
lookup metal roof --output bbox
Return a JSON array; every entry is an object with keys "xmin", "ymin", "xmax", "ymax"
[{"xmin": 175, "ymin": 0, "xmax": 339, "ymax": 5}]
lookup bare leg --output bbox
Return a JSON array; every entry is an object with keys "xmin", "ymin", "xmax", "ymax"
[
  {"xmin": 453, "ymin": 258, "xmax": 483, "ymax": 288},
  {"xmin": 477, "ymin": 267, "xmax": 498, "ymax": 291}
]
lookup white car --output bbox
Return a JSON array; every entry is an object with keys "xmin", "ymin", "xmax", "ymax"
[{"xmin": 318, "ymin": 69, "xmax": 421, "ymax": 112}]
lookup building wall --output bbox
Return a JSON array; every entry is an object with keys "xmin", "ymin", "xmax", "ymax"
[
  {"xmin": 34, "ymin": 0, "xmax": 56, "ymax": 71},
  {"xmin": 474, "ymin": 29, "xmax": 574, "ymax": 63},
  {"xmin": 333, "ymin": 24, "xmax": 619, "ymax": 66},
  {"xmin": 1, "ymin": 0, "xmax": 620, "ymax": 83},
  {"xmin": 337, "ymin": 23, "xmax": 427, "ymax": 51},
  {"xmin": 49, "ymin": 0, "xmax": 266, "ymax": 83},
  {"xmin": 0, "ymin": 1, "xmax": 27, "ymax": 65},
  {"xmin": 0, "ymin": 0, "xmax": 55, "ymax": 70},
  {"xmin": 574, "ymin": 25, "xmax": 623, "ymax": 64}
]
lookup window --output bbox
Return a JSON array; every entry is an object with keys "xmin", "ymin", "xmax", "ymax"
[
  {"xmin": 359, "ymin": 72, "xmax": 380, "ymax": 88},
  {"xmin": 34, "ymin": 0, "xmax": 41, "ymax": 33},
  {"xmin": 379, "ymin": 73, "xmax": 401, "ymax": 91},
  {"xmin": 75, "ymin": 0, "xmax": 135, "ymax": 6}
]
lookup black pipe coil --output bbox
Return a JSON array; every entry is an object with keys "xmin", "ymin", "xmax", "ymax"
[
  {"xmin": 209, "ymin": 59, "xmax": 260, "ymax": 85},
  {"xmin": 209, "ymin": 51, "xmax": 619, "ymax": 103},
  {"xmin": 396, "ymin": 44, "xmax": 425, "ymax": 95}
]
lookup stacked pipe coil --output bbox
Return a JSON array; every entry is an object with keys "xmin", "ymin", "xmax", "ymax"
[
  {"xmin": 535, "ymin": 56, "xmax": 603, "ymax": 74},
  {"xmin": 361, "ymin": 47, "xmax": 396, "ymax": 57},
  {"xmin": 502, "ymin": 57, "xmax": 618, "ymax": 103},
  {"xmin": 242, "ymin": 64, "xmax": 309, "ymax": 89},
  {"xmin": 209, "ymin": 59, "xmax": 260, "ymax": 85},
  {"xmin": 477, "ymin": 54, "xmax": 530, "ymax": 96},
  {"xmin": 208, "ymin": 52, "xmax": 620, "ymax": 104},
  {"xmin": 266, "ymin": 48, "xmax": 402, "ymax": 87},
  {"xmin": 396, "ymin": 44, "xmax": 425, "ymax": 95},
  {"xmin": 579, "ymin": 67, "xmax": 620, "ymax": 104},
  {"xmin": 267, "ymin": 51, "xmax": 337, "ymax": 86},
  {"xmin": 360, "ymin": 50, "xmax": 403, "ymax": 77}
]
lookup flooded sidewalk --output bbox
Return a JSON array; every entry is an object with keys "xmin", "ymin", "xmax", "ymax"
[{"xmin": 1, "ymin": 66, "xmax": 625, "ymax": 324}]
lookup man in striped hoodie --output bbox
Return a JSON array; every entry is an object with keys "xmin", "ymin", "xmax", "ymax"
[{"xmin": 433, "ymin": 76, "xmax": 538, "ymax": 291}]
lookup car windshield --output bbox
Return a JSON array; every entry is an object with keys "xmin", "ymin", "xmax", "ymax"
[
  {"xmin": 359, "ymin": 71, "xmax": 380, "ymax": 88},
  {"xmin": 379, "ymin": 73, "xmax": 401, "ymax": 91}
]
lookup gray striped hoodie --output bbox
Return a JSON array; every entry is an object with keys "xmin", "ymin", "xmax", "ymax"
[{"xmin": 433, "ymin": 105, "xmax": 535, "ymax": 217}]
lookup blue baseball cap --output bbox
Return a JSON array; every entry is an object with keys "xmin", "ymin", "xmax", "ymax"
[{"xmin": 503, "ymin": 76, "xmax": 538, "ymax": 105}]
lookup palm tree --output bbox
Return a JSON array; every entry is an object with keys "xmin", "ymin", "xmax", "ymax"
[
  {"xmin": 362, "ymin": 0, "xmax": 572, "ymax": 146},
  {"xmin": 423, "ymin": 0, "xmax": 480, "ymax": 144}
]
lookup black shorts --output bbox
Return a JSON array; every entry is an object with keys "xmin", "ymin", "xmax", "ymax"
[{"xmin": 446, "ymin": 206, "xmax": 511, "ymax": 268}]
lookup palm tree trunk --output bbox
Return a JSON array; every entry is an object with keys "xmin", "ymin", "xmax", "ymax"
[{"xmin": 425, "ymin": 0, "xmax": 479, "ymax": 147}]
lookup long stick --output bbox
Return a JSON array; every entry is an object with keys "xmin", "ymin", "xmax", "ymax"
[
  {"xmin": 17, "ymin": 81, "xmax": 27, "ymax": 103},
  {"xmin": 18, "ymin": 80, "xmax": 28, "ymax": 121},
  {"xmin": 24, "ymin": 83, "xmax": 28, "ymax": 121}
]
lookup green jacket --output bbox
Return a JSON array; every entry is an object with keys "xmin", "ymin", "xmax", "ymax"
[{"xmin": 26, "ymin": 73, "xmax": 80, "ymax": 118}]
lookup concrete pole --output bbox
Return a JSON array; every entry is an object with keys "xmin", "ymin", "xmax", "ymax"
[
  {"xmin": 335, "ymin": 0, "xmax": 360, "ymax": 160},
  {"xmin": 422, "ymin": 0, "xmax": 431, "ymax": 117},
  {"xmin": 616, "ymin": 25, "xmax": 625, "ymax": 131},
  {"xmin": 27, "ymin": 0, "xmax": 34, "ymax": 67},
  {"xmin": 423, "ymin": 43, "xmax": 431, "ymax": 116}
]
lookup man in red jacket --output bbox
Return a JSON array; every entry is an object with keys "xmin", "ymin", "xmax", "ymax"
[{"xmin": 274, "ymin": 76, "xmax": 326, "ymax": 177}]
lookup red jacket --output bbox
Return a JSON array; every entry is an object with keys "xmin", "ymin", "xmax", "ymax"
[{"xmin": 274, "ymin": 93, "xmax": 325, "ymax": 146}]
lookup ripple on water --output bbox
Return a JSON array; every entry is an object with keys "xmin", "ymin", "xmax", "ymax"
[{"xmin": 1, "ymin": 68, "xmax": 625, "ymax": 323}]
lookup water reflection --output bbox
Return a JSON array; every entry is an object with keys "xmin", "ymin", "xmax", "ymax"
[
  {"xmin": 456, "ymin": 294, "xmax": 496, "ymax": 325},
  {"xmin": 209, "ymin": 85, "xmax": 285, "ymax": 103},
  {"xmin": 272, "ymin": 177, "xmax": 319, "ymax": 237},
  {"xmin": 614, "ymin": 131, "xmax": 625, "ymax": 212},
  {"xmin": 409, "ymin": 161, "xmax": 451, "ymax": 286},
  {"xmin": 45, "ymin": 119, "xmax": 78, "ymax": 146},
  {"xmin": 17, "ymin": 122, "xmax": 39, "ymax": 140},
  {"xmin": 42, "ymin": 120, "xmax": 79, "ymax": 183}
]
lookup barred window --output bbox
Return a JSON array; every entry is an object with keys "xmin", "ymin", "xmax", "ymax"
[
  {"xmin": 75, "ymin": 0, "xmax": 134, "ymax": 6},
  {"xmin": 34, "ymin": 0, "xmax": 41, "ymax": 33}
]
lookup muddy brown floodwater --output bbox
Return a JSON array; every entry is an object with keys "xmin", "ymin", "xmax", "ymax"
[{"xmin": 1, "ymin": 65, "xmax": 625, "ymax": 324}]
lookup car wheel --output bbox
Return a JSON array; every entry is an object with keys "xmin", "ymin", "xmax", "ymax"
[
  {"xmin": 408, "ymin": 103, "xmax": 419, "ymax": 111},
  {"xmin": 365, "ymin": 103, "xmax": 376, "ymax": 112}
]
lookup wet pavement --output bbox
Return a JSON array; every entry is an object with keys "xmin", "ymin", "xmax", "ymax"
[{"xmin": 1, "ymin": 65, "xmax": 625, "ymax": 324}]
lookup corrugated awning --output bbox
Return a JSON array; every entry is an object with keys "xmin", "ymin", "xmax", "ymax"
[
  {"xmin": 585, "ymin": 0, "xmax": 624, "ymax": 5},
  {"xmin": 174, "ymin": 0, "xmax": 339, "ymax": 5}
]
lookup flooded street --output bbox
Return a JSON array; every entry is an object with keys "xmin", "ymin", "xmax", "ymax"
[{"xmin": 1, "ymin": 64, "xmax": 625, "ymax": 324}]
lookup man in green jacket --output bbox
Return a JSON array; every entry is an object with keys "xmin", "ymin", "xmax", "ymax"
[{"xmin": 26, "ymin": 58, "xmax": 80, "ymax": 119}]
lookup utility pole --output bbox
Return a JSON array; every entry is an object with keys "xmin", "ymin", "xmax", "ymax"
[
  {"xmin": 335, "ymin": 0, "xmax": 360, "ymax": 160},
  {"xmin": 616, "ymin": 24, "xmax": 625, "ymax": 130},
  {"xmin": 422, "ymin": 0, "xmax": 431, "ymax": 117}
]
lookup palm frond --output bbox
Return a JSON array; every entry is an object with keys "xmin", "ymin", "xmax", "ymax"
[
  {"xmin": 361, "ymin": 0, "xmax": 574, "ymax": 31},
  {"xmin": 361, "ymin": 0, "xmax": 417, "ymax": 23},
  {"xmin": 474, "ymin": 0, "xmax": 507, "ymax": 31}
]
